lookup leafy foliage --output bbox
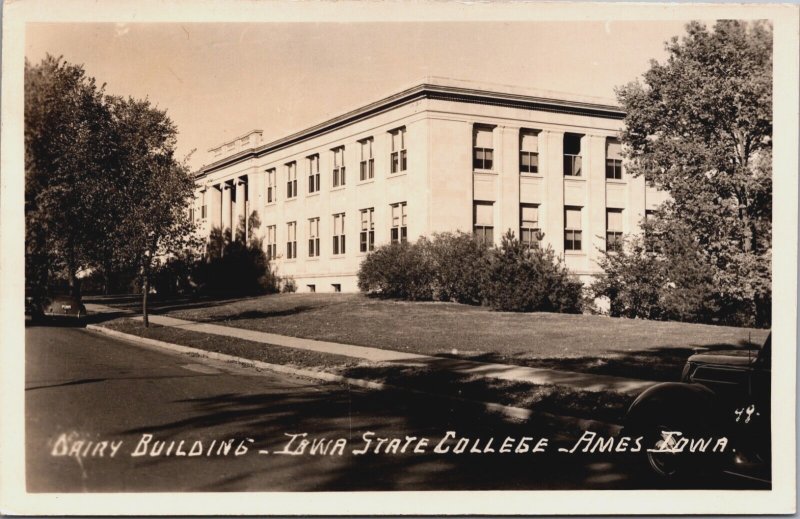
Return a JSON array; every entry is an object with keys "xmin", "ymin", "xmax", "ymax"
[
  {"xmin": 484, "ymin": 231, "xmax": 583, "ymax": 313},
  {"xmin": 357, "ymin": 241, "xmax": 436, "ymax": 301},
  {"xmin": 358, "ymin": 231, "xmax": 582, "ymax": 313},
  {"xmin": 424, "ymin": 232, "xmax": 491, "ymax": 305},
  {"xmin": 25, "ymin": 55, "xmax": 200, "ymax": 324},
  {"xmin": 25, "ymin": 55, "xmax": 117, "ymax": 293},
  {"xmin": 592, "ymin": 218, "xmax": 719, "ymax": 322},
  {"xmin": 192, "ymin": 213, "xmax": 279, "ymax": 296},
  {"xmin": 613, "ymin": 21, "xmax": 772, "ymax": 327}
]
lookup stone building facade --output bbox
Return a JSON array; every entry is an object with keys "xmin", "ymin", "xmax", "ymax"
[{"xmin": 192, "ymin": 78, "xmax": 667, "ymax": 292}]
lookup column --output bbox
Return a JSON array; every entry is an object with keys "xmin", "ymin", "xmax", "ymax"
[
  {"xmin": 250, "ymin": 169, "xmax": 266, "ymax": 240},
  {"xmin": 236, "ymin": 176, "xmax": 247, "ymax": 237},
  {"xmin": 587, "ymin": 135, "xmax": 607, "ymax": 268},
  {"xmin": 542, "ymin": 130, "xmax": 565, "ymax": 255},
  {"xmin": 222, "ymin": 182, "xmax": 232, "ymax": 234},
  {"xmin": 209, "ymin": 184, "xmax": 222, "ymax": 232}
]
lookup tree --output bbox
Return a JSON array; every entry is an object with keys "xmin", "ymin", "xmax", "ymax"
[
  {"xmin": 108, "ymin": 97, "xmax": 197, "ymax": 326},
  {"xmin": 615, "ymin": 20, "xmax": 772, "ymax": 326},
  {"xmin": 25, "ymin": 55, "xmax": 117, "ymax": 294}
]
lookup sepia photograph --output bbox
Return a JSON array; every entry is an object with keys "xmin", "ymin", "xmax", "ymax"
[{"xmin": 1, "ymin": 0, "xmax": 797, "ymax": 515}]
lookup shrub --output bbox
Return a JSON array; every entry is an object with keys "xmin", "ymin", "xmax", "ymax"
[
  {"xmin": 357, "ymin": 241, "xmax": 435, "ymax": 300},
  {"xmin": 151, "ymin": 251, "xmax": 199, "ymax": 296},
  {"xmin": 425, "ymin": 232, "xmax": 491, "ymax": 305},
  {"xmin": 484, "ymin": 231, "xmax": 583, "ymax": 313},
  {"xmin": 281, "ymin": 276, "xmax": 297, "ymax": 293},
  {"xmin": 591, "ymin": 223, "xmax": 725, "ymax": 324},
  {"xmin": 193, "ymin": 214, "xmax": 279, "ymax": 296}
]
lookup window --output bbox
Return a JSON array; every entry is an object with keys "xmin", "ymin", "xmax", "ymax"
[
  {"xmin": 359, "ymin": 138, "xmax": 374, "ymax": 181},
  {"xmin": 286, "ymin": 162, "xmax": 297, "ymax": 199},
  {"xmin": 267, "ymin": 168, "xmax": 276, "ymax": 203},
  {"xmin": 563, "ymin": 134, "xmax": 583, "ymax": 177},
  {"xmin": 189, "ymin": 206, "xmax": 195, "ymax": 222},
  {"xmin": 390, "ymin": 202, "xmax": 407, "ymax": 243},
  {"xmin": 332, "ymin": 284, "xmax": 341, "ymax": 293},
  {"xmin": 606, "ymin": 209, "xmax": 624, "ymax": 252},
  {"xmin": 520, "ymin": 204, "xmax": 541, "ymax": 247},
  {"xmin": 332, "ymin": 213, "xmax": 346, "ymax": 255},
  {"xmin": 390, "ymin": 127, "xmax": 407, "ymax": 174},
  {"xmin": 266, "ymin": 225, "xmax": 277, "ymax": 259},
  {"xmin": 307, "ymin": 155, "xmax": 320, "ymax": 194},
  {"xmin": 473, "ymin": 126, "xmax": 494, "ymax": 170},
  {"xmin": 520, "ymin": 130, "xmax": 539, "ymax": 174},
  {"xmin": 473, "ymin": 201, "xmax": 494, "ymax": 245},
  {"xmin": 307, "ymin": 284, "xmax": 316, "ymax": 293},
  {"xmin": 200, "ymin": 190, "xmax": 207, "ymax": 219},
  {"xmin": 564, "ymin": 207, "xmax": 582, "ymax": 251},
  {"xmin": 332, "ymin": 147, "xmax": 345, "ymax": 187},
  {"xmin": 606, "ymin": 138, "xmax": 623, "ymax": 180},
  {"xmin": 308, "ymin": 217, "xmax": 320, "ymax": 257},
  {"xmin": 360, "ymin": 208, "xmax": 375, "ymax": 253},
  {"xmin": 286, "ymin": 221, "xmax": 297, "ymax": 259}
]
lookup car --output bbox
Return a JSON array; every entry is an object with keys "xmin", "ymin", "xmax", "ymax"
[
  {"xmin": 26, "ymin": 292, "xmax": 87, "ymax": 323},
  {"xmin": 623, "ymin": 332, "xmax": 771, "ymax": 484}
]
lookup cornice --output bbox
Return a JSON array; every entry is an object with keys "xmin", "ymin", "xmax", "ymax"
[{"xmin": 196, "ymin": 82, "xmax": 625, "ymax": 179}]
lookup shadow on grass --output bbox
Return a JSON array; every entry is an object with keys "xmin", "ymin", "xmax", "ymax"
[
  {"xmin": 437, "ymin": 340, "xmax": 762, "ymax": 383},
  {"xmin": 83, "ymin": 293, "xmax": 257, "ymax": 314},
  {"xmin": 195, "ymin": 306, "xmax": 319, "ymax": 323}
]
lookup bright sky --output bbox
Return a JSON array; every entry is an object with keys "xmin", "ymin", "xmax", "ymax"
[{"xmin": 26, "ymin": 21, "xmax": 690, "ymax": 170}]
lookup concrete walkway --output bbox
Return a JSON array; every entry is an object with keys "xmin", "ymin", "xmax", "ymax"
[{"xmin": 86, "ymin": 303, "xmax": 657, "ymax": 395}]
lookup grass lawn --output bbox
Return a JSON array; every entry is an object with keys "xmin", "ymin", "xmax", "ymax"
[
  {"xmin": 103, "ymin": 318, "xmax": 633, "ymax": 425},
  {"xmin": 140, "ymin": 293, "xmax": 769, "ymax": 382}
]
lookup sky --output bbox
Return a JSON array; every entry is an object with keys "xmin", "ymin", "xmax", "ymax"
[{"xmin": 26, "ymin": 21, "xmax": 691, "ymax": 170}]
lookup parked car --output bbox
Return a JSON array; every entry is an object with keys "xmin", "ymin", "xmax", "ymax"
[
  {"xmin": 26, "ymin": 291, "xmax": 87, "ymax": 323},
  {"xmin": 624, "ymin": 333, "xmax": 771, "ymax": 484}
]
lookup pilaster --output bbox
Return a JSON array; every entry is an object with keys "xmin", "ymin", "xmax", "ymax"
[
  {"xmin": 587, "ymin": 135, "xmax": 607, "ymax": 267},
  {"xmin": 542, "ymin": 130, "xmax": 565, "ymax": 255}
]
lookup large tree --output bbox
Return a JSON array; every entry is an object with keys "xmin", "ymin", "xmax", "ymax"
[
  {"xmin": 613, "ymin": 20, "xmax": 772, "ymax": 326},
  {"xmin": 25, "ymin": 55, "xmax": 118, "ymax": 294},
  {"xmin": 107, "ymin": 96, "xmax": 197, "ymax": 326},
  {"xmin": 26, "ymin": 56, "xmax": 197, "ymax": 324}
]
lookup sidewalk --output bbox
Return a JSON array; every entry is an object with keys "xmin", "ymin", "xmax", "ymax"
[{"xmin": 86, "ymin": 303, "xmax": 657, "ymax": 395}]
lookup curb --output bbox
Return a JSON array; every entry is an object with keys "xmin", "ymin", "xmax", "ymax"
[{"xmin": 86, "ymin": 323, "xmax": 623, "ymax": 437}]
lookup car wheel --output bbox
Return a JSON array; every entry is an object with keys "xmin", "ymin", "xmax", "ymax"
[{"xmin": 645, "ymin": 424, "xmax": 687, "ymax": 478}]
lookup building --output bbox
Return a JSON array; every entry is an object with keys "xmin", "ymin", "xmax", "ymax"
[{"xmin": 192, "ymin": 77, "xmax": 668, "ymax": 292}]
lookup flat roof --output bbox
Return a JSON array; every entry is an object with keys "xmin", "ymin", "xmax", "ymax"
[{"xmin": 196, "ymin": 77, "xmax": 624, "ymax": 179}]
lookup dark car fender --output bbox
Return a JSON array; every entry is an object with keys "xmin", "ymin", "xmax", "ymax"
[{"xmin": 624, "ymin": 382, "xmax": 722, "ymax": 435}]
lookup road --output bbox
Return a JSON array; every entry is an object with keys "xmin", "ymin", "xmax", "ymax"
[{"xmin": 25, "ymin": 323, "xmax": 754, "ymax": 492}]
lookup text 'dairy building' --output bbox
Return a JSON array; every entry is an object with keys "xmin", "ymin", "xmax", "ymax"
[{"xmin": 193, "ymin": 77, "xmax": 668, "ymax": 292}]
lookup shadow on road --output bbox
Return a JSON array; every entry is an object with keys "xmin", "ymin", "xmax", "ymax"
[{"xmin": 116, "ymin": 384, "xmax": 755, "ymax": 491}]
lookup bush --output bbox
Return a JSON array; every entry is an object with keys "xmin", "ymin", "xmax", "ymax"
[
  {"xmin": 357, "ymin": 241, "xmax": 435, "ymax": 300},
  {"xmin": 424, "ymin": 232, "xmax": 491, "ymax": 305},
  {"xmin": 357, "ymin": 230, "xmax": 583, "ymax": 313},
  {"xmin": 151, "ymin": 251, "xmax": 199, "ymax": 296},
  {"xmin": 193, "ymin": 214, "xmax": 279, "ymax": 296},
  {"xmin": 591, "ymin": 224, "xmax": 728, "ymax": 324},
  {"xmin": 484, "ymin": 231, "xmax": 583, "ymax": 313},
  {"xmin": 281, "ymin": 276, "xmax": 297, "ymax": 293}
]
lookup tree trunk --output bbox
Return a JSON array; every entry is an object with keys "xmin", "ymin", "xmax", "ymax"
[
  {"xmin": 67, "ymin": 249, "xmax": 79, "ymax": 297},
  {"xmin": 142, "ymin": 274, "xmax": 149, "ymax": 328}
]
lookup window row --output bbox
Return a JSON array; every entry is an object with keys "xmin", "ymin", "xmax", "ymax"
[
  {"xmin": 264, "ymin": 127, "xmax": 407, "ymax": 204},
  {"xmin": 263, "ymin": 203, "xmax": 408, "ymax": 260},
  {"xmin": 472, "ymin": 202, "xmax": 625, "ymax": 252},
  {"xmin": 472, "ymin": 127, "xmax": 623, "ymax": 179}
]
